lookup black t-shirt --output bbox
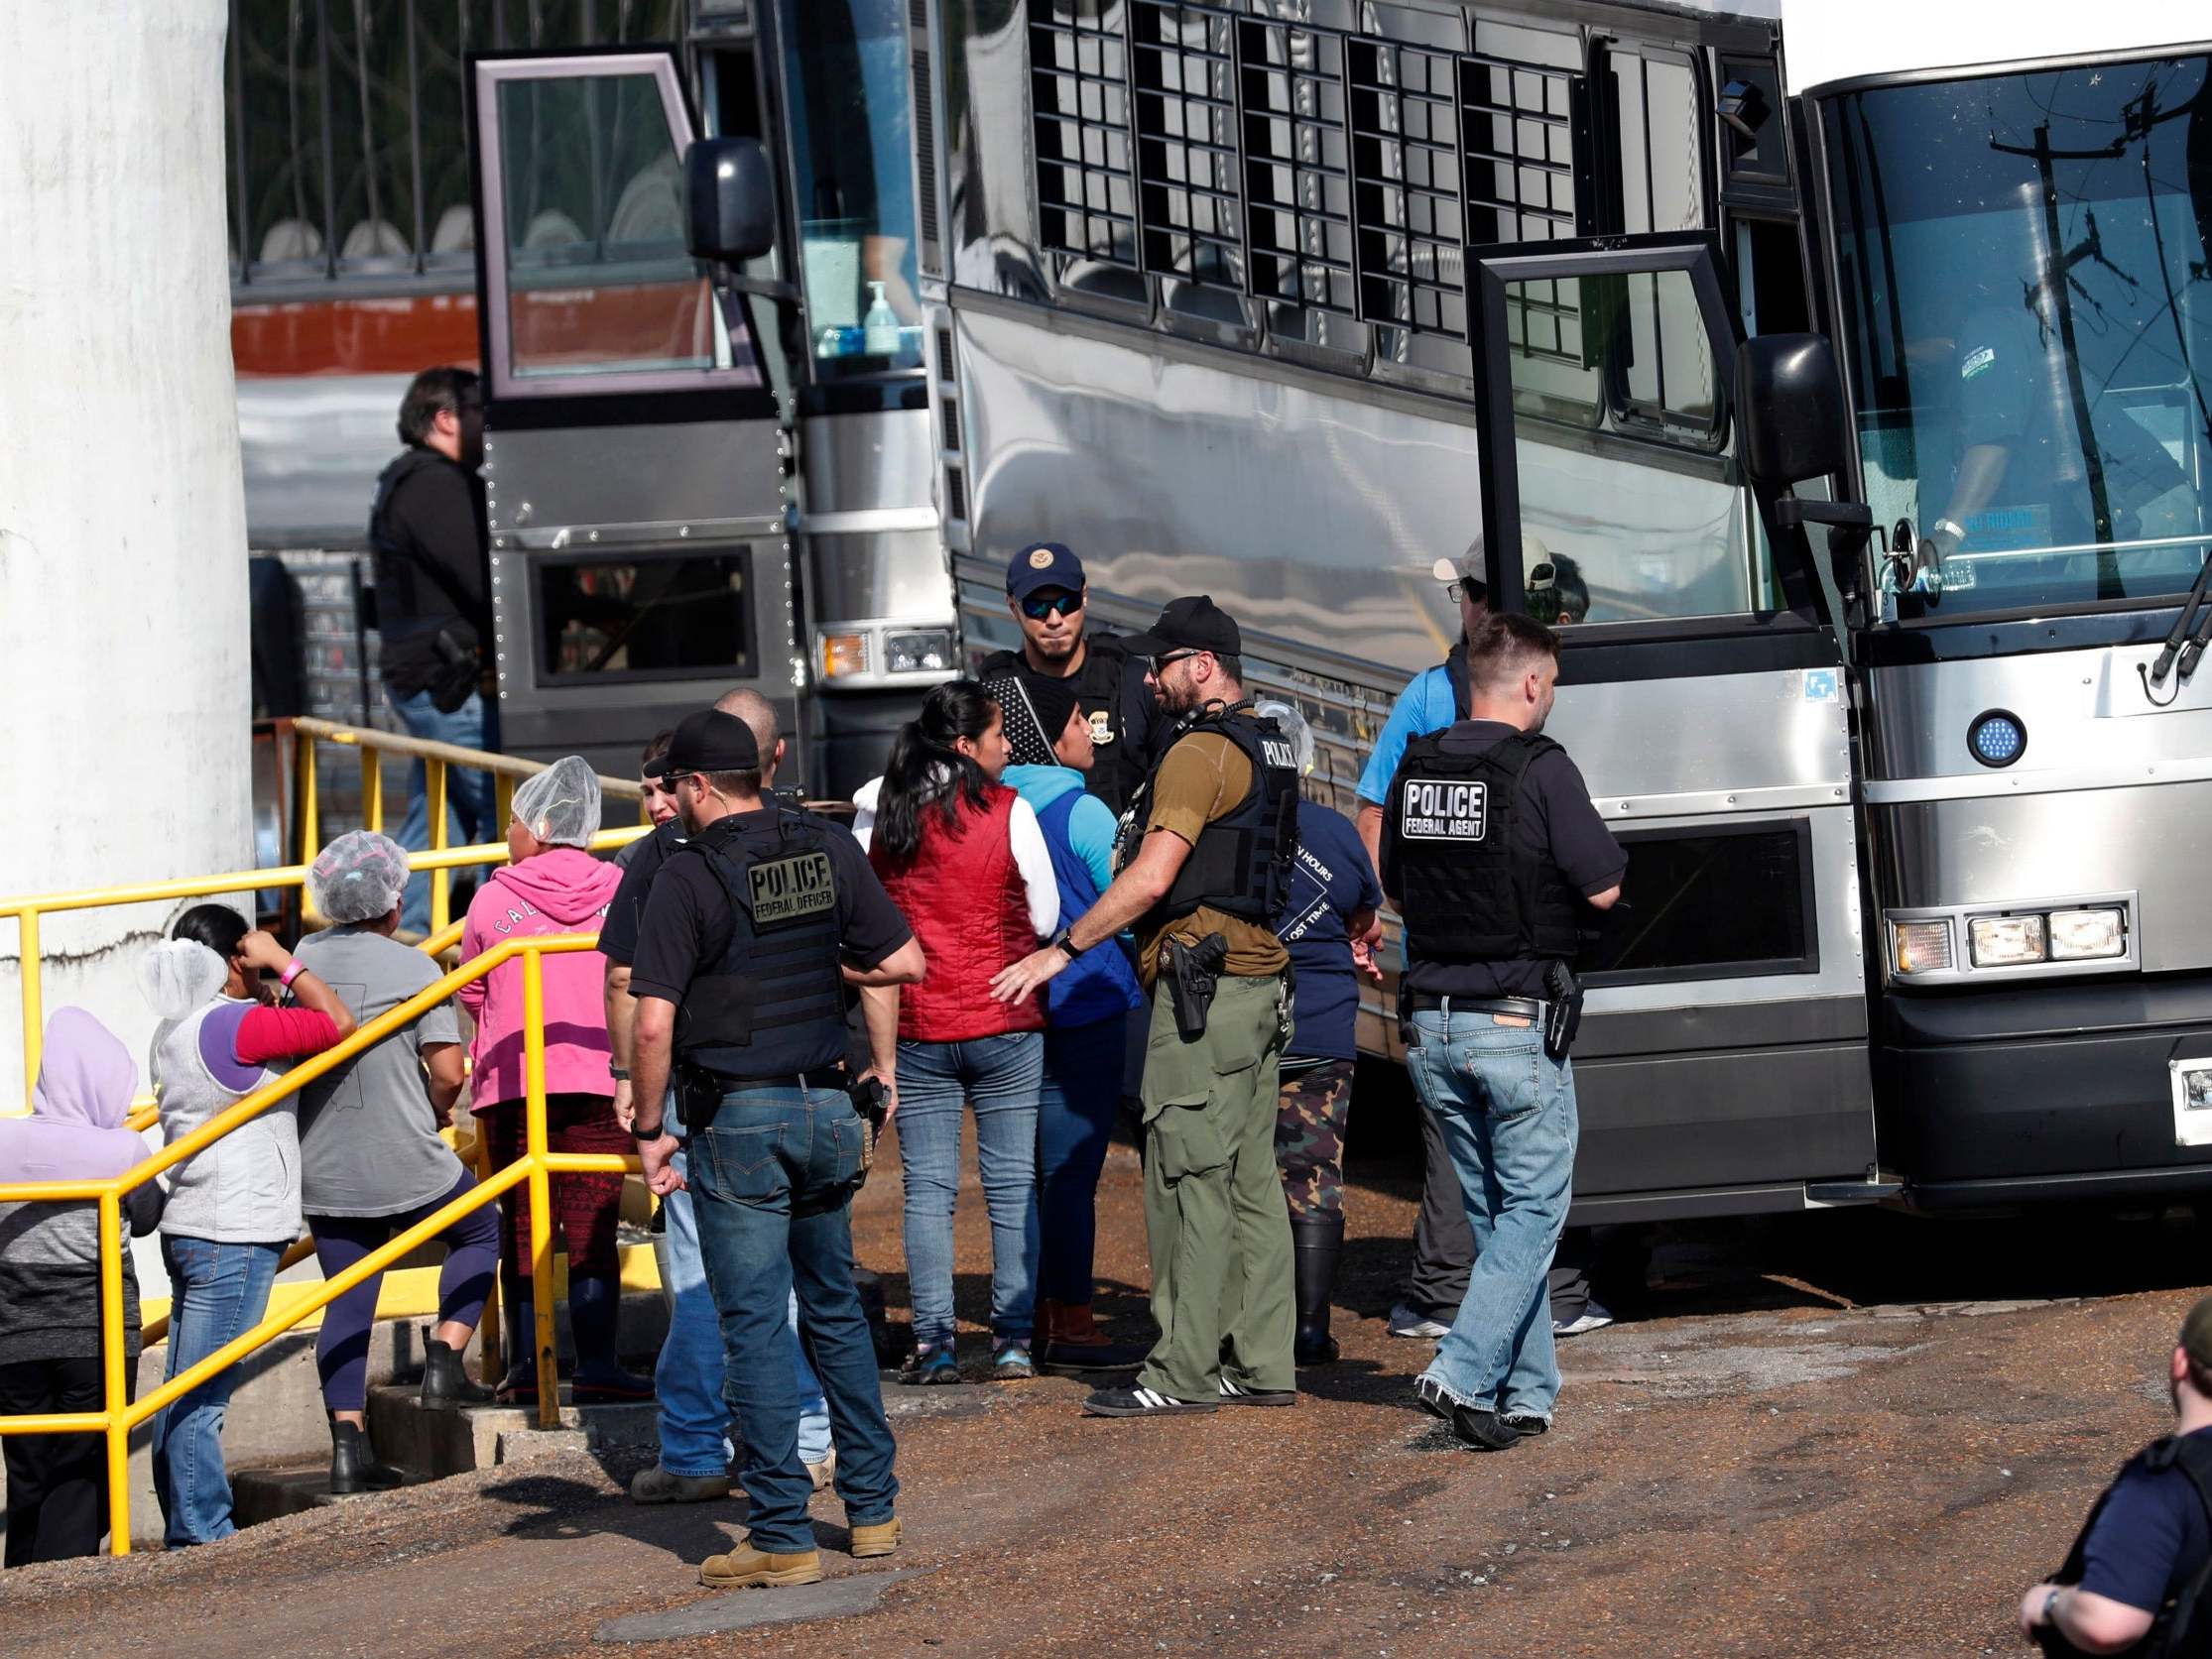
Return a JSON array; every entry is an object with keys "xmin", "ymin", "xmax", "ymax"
[
  {"xmin": 1383, "ymin": 720, "xmax": 1626, "ymax": 1000},
  {"xmin": 628, "ymin": 808, "xmax": 914, "ymax": 1007},
  {"xmin": 601, "ymin": 818, "xmax": 686, "ymax": 969},
  {"xmin": 978, "ymin": 631, "xmax": 1155, "ymax": 816},
  {"xmin": 370, "ymin": 451, "xmax": 491, "ymax": 696}
]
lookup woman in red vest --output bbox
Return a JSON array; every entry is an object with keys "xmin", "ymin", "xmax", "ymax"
[{"xmin": 869, "ymin": 681, "xmax": 1059, "ymax": 1382}]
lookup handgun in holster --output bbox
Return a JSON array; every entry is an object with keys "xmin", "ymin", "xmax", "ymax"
[
  {"xmin": 674, "ymin": 1064, "xmax": 722, "ymax": 1132},
  {"xmin": 1543, "ymin": 960, "xmax": 1584, "ymax": 1062},
  {"xmin": 1167, "ymin": 931, "xmax": 1230, "ymax": 1043}
]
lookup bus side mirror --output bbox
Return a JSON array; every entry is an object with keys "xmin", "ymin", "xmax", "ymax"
[
  {"xmin": 1736, "ymin": 333, "xmax": 1849, "ymax": 488},
  {"xmin": 685, "ymin": 137, "xmax": 777, "ymax": 265}
]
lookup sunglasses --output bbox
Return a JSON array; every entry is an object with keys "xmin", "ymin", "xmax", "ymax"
[
  {"xmin": 1149, "ymin": 650, "xmax": 1200, "ymax": 675},
  {"xmin": 1445, "ymin": 579, "xmax": 1487, "ymax": 604},
  {"xmin": 1020, "ymin": 591, "xmax": 1084, "ymax": 621},
  {"xmin": 657, "ymin": 771, "xmax": 695, "ymax": 789}
]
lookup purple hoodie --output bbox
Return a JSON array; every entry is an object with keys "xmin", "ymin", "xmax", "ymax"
[
  {"xmin": 457, "ymin": 847, "xmax": 621, "ymax": 1108},
  {"xmin": 0, "ymin": 1007, "xmax": 147, "ymax": 1182}
]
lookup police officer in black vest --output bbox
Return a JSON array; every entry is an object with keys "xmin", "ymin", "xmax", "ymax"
[
  {"xmin": 1379, "ymin": 612, "xmax": 1623, "ymax": 1451},
  {"xmin": 627, "ymin": 709, "xmax": 923, "ymax": 1591},
  {"xmin": 992, "ymin": 596, "xmax": 1302, "ymax": 1418}
]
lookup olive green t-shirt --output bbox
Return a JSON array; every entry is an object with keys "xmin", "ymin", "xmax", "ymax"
[{"xmin": 1131, "ymin": 729, "xmax": 1290, "ymax": 989}]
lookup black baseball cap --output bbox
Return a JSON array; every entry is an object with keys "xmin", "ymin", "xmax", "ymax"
[
  {"xmin": 1120, "ymin": 594, "xmax": 1242, "ymax": 659},
  {"xmin": 1007, "ymin": 541, "xmax": 1086, "ymax": 602},
  {"xmin": 650, "ymin": 708, "xmax": 760, "ymax": 776}
]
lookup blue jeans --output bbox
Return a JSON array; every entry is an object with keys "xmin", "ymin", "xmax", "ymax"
[
  {"xmin": 150, "ymin": 1236, "xmax": 283, "ymax": 1546},
  {"xmin": 655, "ymin": 1143, "xmax": 829, "ymax": 1478},
  {"xmin": 1406, "ymin": 1006, "xmax": 1577, "ymax": 1422},
  {"xmin": 894, "ymin": 1032, "xmax": 1043, "ymax": 1347},
  {"xmin": 688, "ymin": 1086, "xmax": 897, "ymax": 1555},
  {"xmin": 1036, "ymin": 1017, "xmax": 1127, "ymax": 1306},
  {"xmin": 390, "ymin": 687, "xmax": 500, "ymax": 935}
]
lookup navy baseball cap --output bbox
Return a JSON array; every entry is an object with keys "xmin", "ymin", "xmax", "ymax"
[{"xmin": 1007, "ymin": 541, "xmax": 1086, "ymax": 601}]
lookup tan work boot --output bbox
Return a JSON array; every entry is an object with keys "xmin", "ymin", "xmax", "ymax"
[
  {"xmin": 807, "ymin": 1446, "xmax": 837, "ymax": 1492},
  {"xmin": 697, "ymin": 1544, "xmax": 823, "ymax": 1589},
  {"xmin": 849, "ymin": 1516, "xmax": 901, "ymax": 1559},
  {"xmin": 630, "ymin": 1462, "xmax": 731, "ymax": 1504}
]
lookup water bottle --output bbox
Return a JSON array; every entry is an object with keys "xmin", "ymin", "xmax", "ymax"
[{"xmin": 862, "ymin": 281, "xmax": 899, "ymax": 357}]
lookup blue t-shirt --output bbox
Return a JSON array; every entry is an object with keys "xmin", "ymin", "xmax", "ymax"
[
  {"xmin": 2079, "ymin": 1429, "xmax": 2212, "ymax": 1613},
  {"xmin": 1275, "ymin": 803, "xmax": 1383, "ymax": 1061},
  {"xmin": 1356, "ymin": 661, "xmax": 1460, "ymax": 807}
]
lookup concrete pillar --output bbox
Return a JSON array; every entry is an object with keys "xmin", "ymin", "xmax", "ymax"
[{"xmin": 0, "ymin": 0, "xmax": 251, "ymax": 1100}]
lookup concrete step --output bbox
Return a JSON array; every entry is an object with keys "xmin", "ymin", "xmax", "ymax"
[{"xmin": 366, "ymin": 1382, "xmax": 657, "ymax": 1481}]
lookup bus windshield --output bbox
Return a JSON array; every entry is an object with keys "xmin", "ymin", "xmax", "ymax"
[{"xmin": 1822, "ymin": 59, "xmax": 2212, "ymax": 617}]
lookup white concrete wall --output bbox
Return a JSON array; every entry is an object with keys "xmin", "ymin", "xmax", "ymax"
[{"xmin": 0, "ymin": 0, "xmax": 252, "ymax": 1104}]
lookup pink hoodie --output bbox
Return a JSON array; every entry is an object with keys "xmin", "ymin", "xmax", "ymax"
[{"xmin": 457, "ymin": 847, "xmax": 622, "ymax": 1109}]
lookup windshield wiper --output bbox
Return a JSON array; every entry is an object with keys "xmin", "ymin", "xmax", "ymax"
[{"xmin": 2143, "ymin": 550, "xmax": 2212, "ymax": 700}]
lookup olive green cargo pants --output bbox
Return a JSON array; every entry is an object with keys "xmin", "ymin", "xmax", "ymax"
[{"xmin": 1134, "ymin": 972, "xmax": 1296, "ymax": 1401}]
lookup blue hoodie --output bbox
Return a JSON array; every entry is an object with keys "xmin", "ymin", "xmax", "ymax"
[{"xmin": 1003, "ymin": 765, "xmax": 1143, "ymax": 1027}]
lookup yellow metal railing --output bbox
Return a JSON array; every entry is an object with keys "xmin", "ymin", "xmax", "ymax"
[
  {"xmin": 0, "ymin": 933, "xmax": 628, "ymax": 1555},
  {"xmin": 290, "ymin": 716, "xmax": 645, "ymax": 935}
]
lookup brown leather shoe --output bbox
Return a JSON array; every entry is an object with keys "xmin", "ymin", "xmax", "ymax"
[
  {"xmin": 849, "ymin": 1516, "xmax": 901, "ymax": 1558},
  {"xmin": 697, "ymin": 1544, "xmax": 823, "ymax": 1589}
]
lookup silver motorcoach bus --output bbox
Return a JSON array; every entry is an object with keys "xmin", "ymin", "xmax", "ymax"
[{"xmin": 233, "ymin": 1, "xmax": 960, "ymax": 795}]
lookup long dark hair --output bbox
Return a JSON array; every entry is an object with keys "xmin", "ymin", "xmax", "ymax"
[
  {"xmin": 174, "ymin": 902, "xmax": 250, "ymax": 960},
  {"xmin": 874, "ymin": 679, "xmax": 999, "ymax": 865}
]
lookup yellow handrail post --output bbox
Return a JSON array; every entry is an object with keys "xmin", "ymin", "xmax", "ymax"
[
  {"xmin": 428, "ymin": 760, "xmax": 451, "ymax": 936},
  {"xmin": 19, "ymin": 907, "xmax": 41, "ymax": 1108},
  {"xmin": 474, "ymin": 1127, "xmax": 502, "ymax": 1385},
  {"xmin": 361, "ymin": 744, "xmax": 384, "ymax": 833},
  {"xmin": 297, "ymin": 730, "xmax": 320, "ymax": 920},
  {"xmin": 495, "ymin": 773, "xmax": 515, "ymax": 838},
  {"xmin": 99, "ymin": 1192, "xmax": 130, "ymax": 1557},
  {"xmin": 523, "ymin": 945, "xmax": 559, "ymax": 1430}
]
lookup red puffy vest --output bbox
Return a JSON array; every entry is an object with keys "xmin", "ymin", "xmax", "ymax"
[{"xmin": 869, "ymin": 785, "xmax": 1045, "ymax": 1041}]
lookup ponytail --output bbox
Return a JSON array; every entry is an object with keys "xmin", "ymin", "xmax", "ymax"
[{"xmin": 873, "ymin": 679, "xmax": 999, "ymax": 864}]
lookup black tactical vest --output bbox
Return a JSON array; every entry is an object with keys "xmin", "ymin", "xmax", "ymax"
[
  {"xmin": 671, "ymin": 808, "xmax": 849, "ymax": 1080},
  {"xmin": 1122, "ymin": 703, "xmax": 1300, "ymax": 925},
  {"xmin": 1389, "ymin": 729, "xmax": 1583, "ymax": 965},
  {"xmin": 2036, "ymin": 1433, "xmax": 2212, "ymax": 1659}
]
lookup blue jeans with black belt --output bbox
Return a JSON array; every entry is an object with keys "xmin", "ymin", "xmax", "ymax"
[
  {"xmin": 1405, "ymin": 1003, "xmax": 1577, "ymax": 1423},
  {"xmin": 687, "ymin": 1084, "xmax": 897, "ymax": 1554}
]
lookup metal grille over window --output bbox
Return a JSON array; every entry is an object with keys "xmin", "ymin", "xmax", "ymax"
[
  {"xmin": 1030, "ymin": 0, "xmax": 1139, "ymax": 273},
  {"xmin": 1238, "ymin": 20, "xmax": 1355, "ymax": 317},
  {"xmin": 1346, "ymin": 39, "xmax": 1466, "ymax": 341},
  {"xmin": 1131, "ymin": 3, "xmax": 1244, "ymax": 292},
  {"xmin": 1459, "ymin": 53, "xmax": 1579, "ymax": 244}
]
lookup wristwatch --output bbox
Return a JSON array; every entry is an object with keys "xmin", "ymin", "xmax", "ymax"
[
  {"xmin": 628, "ymin": 1115, "xmax": 670, "ymax": 1143},
  {"xmin": 2042, "ymin": 1587, "xmax": 2064, "ymax": 1626},
  {"xmin": 1051, "ymin": 927, "xmax": 1083, "ymax": 961},
  {"xmin": 608, "ymin": 1065, "xmax": 630, "ymax": 1081}
]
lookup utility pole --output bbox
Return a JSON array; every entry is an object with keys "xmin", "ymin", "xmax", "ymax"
[{"xmin": 0, "ymin": 0, "xmax": 252, "ymax": 1094}]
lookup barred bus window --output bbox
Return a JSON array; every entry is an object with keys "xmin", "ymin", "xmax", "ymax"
[
  {"xmin": 1347, "ymin": 38, "xmax": 1464, "ymax": 340},
  {"xmin": 1029, "ymin": 0, "xmax": 1139, "ymax": 273},
  {"xmin": 1238, "ymin": 20, "xmax": 1354, "ymax": 315},
  {"xmin": 1131, "ymin": 3, "xmax": 1243, "ymax": 292}
]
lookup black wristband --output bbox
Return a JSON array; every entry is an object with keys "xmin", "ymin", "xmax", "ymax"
[
  {"xmin": 1053, "ymin": 928, "xmax": 1083, "ymax": 960},
  {"xmin": 628, "ymin": 1116, "xmax": 669, "ymax": 1143}
]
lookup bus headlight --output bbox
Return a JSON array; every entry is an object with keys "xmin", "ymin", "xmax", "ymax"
[
  {"xmin": 1892, "ymin": 919, "xmax": 1952, "ymax": 975},
  {"xmin": 1968, "ymin": 914, "xmax": 2047, "ymax": 968},
  {"xmin": 885, "ymin": 629, "xmax": 954, "ymax": 674},
  {"xmin": 2048, "ymin": 906, "xmax": 2128, "ymax": 961}
]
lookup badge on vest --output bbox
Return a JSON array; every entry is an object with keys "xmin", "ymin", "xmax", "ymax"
[
  {"xmin": 1089, "ymin": 709, "xmax": 1115, "ymax": 746},
  {"xmin": 1401, "ymin": 779, "xmax": 1488, "ymax": 841},
  {"xmin": 747, "ymin": 851, "xmax": 837, "ymax": 926}
]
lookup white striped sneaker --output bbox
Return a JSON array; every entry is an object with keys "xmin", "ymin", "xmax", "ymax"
[
  {"xmin": 1082, "ymin": 1384, "xmax": 1218, "ymax": 1417},
  {"xmin": 1218, "ymin": 1376, "xmax": 1298, "ymax": 1407}
]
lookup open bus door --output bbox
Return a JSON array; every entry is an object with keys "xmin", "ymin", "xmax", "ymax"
[
  {"xmin": 1464, "ymin": 233, "xmax": 1887, "ymax": 1220},
  {"xmin": 465, "ymin": 49, "xmax": 799, "ymax": 774}
]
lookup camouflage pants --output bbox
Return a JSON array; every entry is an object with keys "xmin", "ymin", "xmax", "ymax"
[{"xmin": 1274, "ymin": 1058, "xmax": 1354, "ymax": 1221}]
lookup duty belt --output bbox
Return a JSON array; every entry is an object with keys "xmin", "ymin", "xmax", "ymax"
[
  {"xmin": 1404, "ymin": 993, "xmax": 1545, "ymax": 1022},
  {"xmin": 684, "ymin": 1063, "xmax": 849, "ymax": 1093}
]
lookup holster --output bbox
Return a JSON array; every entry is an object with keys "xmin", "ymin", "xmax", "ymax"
[
  {"xmin": 1543, "ymin": 961, "xmax": 1584, "ymax": 1062},
  {"xmin": 674, "ymin": 1064, "xmax": 724, "ymax": 1131},
  {"xmin": 1167, "ymin": 931, "xmax": 1230, "ymax": 1043},
  {"xmin": 847, "ymin": 1076, "xmax": 889, "ymax": 1187}
]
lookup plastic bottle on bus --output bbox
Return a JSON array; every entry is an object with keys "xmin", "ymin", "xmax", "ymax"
[{"xmin": 863, "ymin": 281, "xmax": 899, "ymax": 357}]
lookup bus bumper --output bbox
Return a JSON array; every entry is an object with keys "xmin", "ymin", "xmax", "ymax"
[{"xmin": 1879, "ymin": 974, "xmax": 2212, "ymax": 1210}]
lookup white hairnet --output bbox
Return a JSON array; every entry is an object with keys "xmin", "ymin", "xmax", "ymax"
[
  {"xmin": 512, "ymin": 755, "xmax": 602, "ymax": 849},
  {"xmin": 138, "ymin": 939, "xmax": 228, "ymax": 1020},
  {"xmin": 1254, "ymin": 700, "xmax": 1316, "ymax": 776},
  {"xmin": 309, "ymin": 830, "xmax": 413, "ymax": 924}
]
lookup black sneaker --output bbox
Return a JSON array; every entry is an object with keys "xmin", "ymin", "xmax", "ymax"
[
  {"xmin": 1413, "ymin": 1377, "xmax": 1519, "ymax": 1452},
  {"xmin": 1082, "ymin": 1384, "xmax": 1218, "ymax": 1418},
  {"xmin": 1218, "ymin": 1375, "xmax": 1297, "ymax": 1407},
  {"xmin": 1501, "ymin": 1413, "xmax": 1549, "ymax": 1439}
]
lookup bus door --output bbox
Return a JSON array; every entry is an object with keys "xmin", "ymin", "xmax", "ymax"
[
  {"xmin": 1465, "ymin": 233, "xmax": 1884, "ymax": 1220},
  {"xmin": 467, "ymin": 50, "xmax": 797, "ymax": 773}
]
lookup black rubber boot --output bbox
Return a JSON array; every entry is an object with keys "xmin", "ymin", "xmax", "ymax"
[
  {"xmin": 421, "ymin": 1336, "xmax": 494, "ymax": 1408},
  {"xmin": 1290, "ymin": 1211, "xmax": 1345, "ymax": 1366},
  {"xmin": 496, "ymin": 1288, "xmax": 540, "ymax": 1402},
  {"xmin": 569, "ymin": 1272, "xmax": 653, "ymax": 1402},
  {"xmin": 328, "ymin": 1415, "xmax": 405, "ymax": 1494}
]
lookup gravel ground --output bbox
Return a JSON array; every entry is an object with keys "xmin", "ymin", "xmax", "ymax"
[{"xmin": 1, "ymin": 1123, "xmax": 2202, "ymax": 1658}]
